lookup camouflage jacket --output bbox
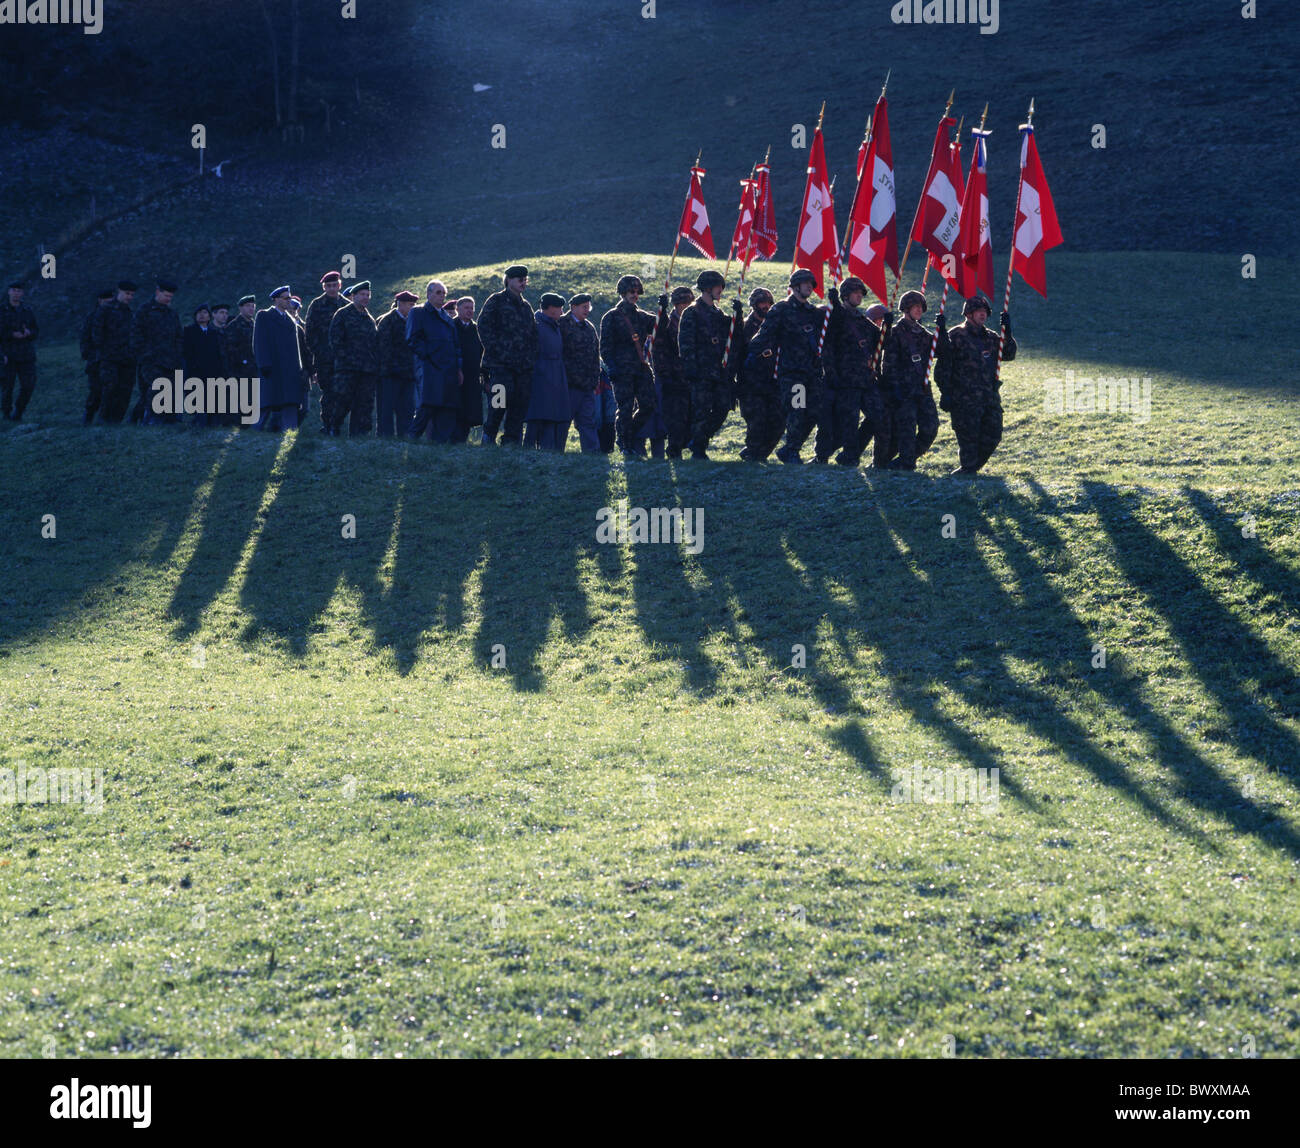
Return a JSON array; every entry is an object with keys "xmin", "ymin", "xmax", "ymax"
[
  {"xmin": 560, "ymin": 312, "xmax": 601, "ymax": 391},
  {"xmin": 651, "ymin": 309, "xmax": 688, "ymax": 394},
  {"xmin": 477, "ymin": 288, "xmax": 538, "ymax": 372},
  {"xmin": 305, "ymin": 292, "xmax": 348, "ymax": 360},
  {"xmin": 92, "ymin": 300, "xmax": 134, "ymax": 365},
  {"xmin": 598, "ymin": 299, "xmax": 655, "ymax": 378},
  {"xmin": 0, "ymin": 302, "xmax": 38, "ymax": 363},
  {"xmin": 824, "ymin": 303, "xmax": 883, "ymax": 390},
  {"xmin": 377, "ymin": 307, "xmax": 416, "ymax": 379},
  {"xmin": 131, "ymin": 300, "xmax": 182, "ymax": 369},
  {"xmin": 330, "ymin": 303, "xmax": 379, "ymax": 373},
  {"xmin": 80, "ymin": 306, "xmax": 103, "ymax": 365},
  {"xmin": 744, "ymin": 295, "xmax": 827, "ymax": 379},
  {"xmin": 676, "ymin": 298, "xmax": 735, "ymax": 386},
  {"xmin": 883, "ymin": 316, "xmax": 935, "ymax": 395},
  {"xmin": 221, "ymin": 314, "xmax": 255, "ymax": 374},
  {"xmin": 938, "ymin": 319, "xmax": 1016, "ymax": 394}
]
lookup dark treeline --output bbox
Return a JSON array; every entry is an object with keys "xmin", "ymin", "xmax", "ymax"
[{"xmin": 0, "ymin": 0, "xmax": 423, "ymax": 146}]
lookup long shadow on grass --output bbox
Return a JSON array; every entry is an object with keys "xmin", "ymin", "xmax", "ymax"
[{"xmin": 1085, "ymin": 482, "xmax": 1300, "ymax": 793}]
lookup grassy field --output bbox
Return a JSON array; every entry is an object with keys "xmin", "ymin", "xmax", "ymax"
[{"xmin": 2, "ymin": 251, "xmax": 1297, "ymax": 1058}]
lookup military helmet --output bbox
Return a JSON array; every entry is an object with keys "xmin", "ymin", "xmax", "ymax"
[
  {"xmin": 748, "ymin": 287, "xmax": 774, "ymax": 307},
  {"xmin": 616, "ymin": 274, "xmax": 644, "ymax": 296},
  {"xmin": 670, "ymin": 286, "xmax": 695, "ymax": 304},
  {"xmin": 963, "ymin": 292, "xmax": 992, "ymax": 316},
  {"xmin": 839, "ymin": 277, "xmax": 867, "ymax": 300},
  {"xmin": 899, "ymin": 290, "xmax": 927, "ymax": 313},
  {"xmin": 789, "ymin": 268, "xmax": 817, "ymax": 289},
  {"xmin": 695, "ymin": 269, "xmax": 726, "ymax": 291}
]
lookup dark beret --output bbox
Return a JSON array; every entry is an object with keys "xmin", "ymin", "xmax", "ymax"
[
  {"xmin": 156, "ymin": 278, "xmax": 179, "ymax": 293},
  {"xmin": 118, "ymin": 280, "xmax": 138, "ymax": 292},
  {"xmin": 7, "ymin": 281, "xmax": 25, "ymax": 290},
  {"xmin": 504, "ymin": 265, "xmax": 528, "ymax": 280},
  {"xmin": 343, "ymin": 280, "xmax": 370, "ymax": 297},
  {"xmin": 394, "ymin": 290, "xmax": 419, "ymax": 303},
  {"xmin": 539, "ymin": 292, "xmax": 565, "ymax": 309},
  {"xmin": 568, "ymin": 293, "xmax": 592, "ymax": 307},
  {"xmin": 193, "ymin": 304, "xmax": 211, "ymax": 317},
  {"xmin": 238, "ymin": 294, "xmax": 256, "ymax": 306}
]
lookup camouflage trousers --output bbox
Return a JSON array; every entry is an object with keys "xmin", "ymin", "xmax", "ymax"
[
  {"xmin": 96, "ymin": 362, "xmax": 135, "ymax": 424},
  {"xmin": 661, "ymin": 388, "xmax": 692, "ymax": 457},
  {"xmin": 332, "ymin": 369, "xmax": 378, "ymax": 436},
  {"xmin": 949, "ymin": 387, "xmax": 1002, "ymax": 471},
  {"xmin": 612, "ymin": 366, "xmax": 656, "ymax": 451},
  {"xmin": 1, "ymin": 360, "xmax": 35, "ymax": 418},
  {"xmin": 893, "ymin": 386, "xmax": 940, "ymax": 468},
  {"xmin": 481, "ymin": 365, "xmax": 532, "ymax": 445},
  {"xmin": 318, "ymin": 361, "xmax": 344, "ymax": 432},
  {"xmin": 687, "ymin": 376, "xmax": 732, "ymax": 453},
  {"xmin": 780, "ymin": 373, "xmax": 825, "ymax": 457},
  {"xmin": 738, "ymin": 386, "xmax": 785, "ymax": 461}
]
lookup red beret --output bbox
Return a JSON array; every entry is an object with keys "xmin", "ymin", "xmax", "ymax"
[
  {"xmin": 394, "ymin": 290, "xmax": 419, "ymax": 302},
  {"xmin": 320, "ymin": 271, "xmax": 342, "ymax": 284}
]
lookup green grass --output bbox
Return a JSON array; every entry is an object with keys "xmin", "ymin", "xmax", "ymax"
[{"xmin": 1, "ymin": 252, "xmax": 1298, "ymax": 1059}]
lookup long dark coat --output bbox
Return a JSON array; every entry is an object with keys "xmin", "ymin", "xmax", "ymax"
[
  {"xmin": 526, "ymin": 311, "xmax": 569, "ymax": 422},
  {"xmin": 407, "ymin": 302, "xmax": 461, "ymax": 408},
  {"xmin": 183, "ymin": 323, "xmax": 225, "ymax": 380},
  {"xmin": 456, "ymin": 318, "xmax": 484, "ymax": 428},
  {"xmin": 252, "ymin": 306, "xmax": 303, "ymax": 409}
]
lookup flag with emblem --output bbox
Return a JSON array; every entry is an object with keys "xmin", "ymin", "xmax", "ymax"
[
  {"xmin": 861, "ymin": 93, "xmax": 899, "ymax": 276},
  {"xmin": 730, "ymin": 176, "xmax": 760, "ymax": 268},
  {"xmin": 846, "ymin": 155, "xmax": 890, "ymax": 306},
  {"xmin": 958, "ymin": 128, "xmax": 993, "ymax": 298},
  {"xmin": 793, "ymin": 120, "xmax": 838, "ymax": 297},
  {"xmin": 912, "ymin": 115, "xmax": 961, "ymax": 278},
  {"xmin": 677, "ymin": 163, "xmax": 716, "ymax": 260},
  {"xmin": 1011, "ymin": 124, "xmax": 1063, "ymax": 297}
]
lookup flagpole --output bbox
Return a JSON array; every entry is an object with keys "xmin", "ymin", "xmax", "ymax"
[
  {"xmin": 827, "ymin": 174, "xmax": 841, "ymax": 287},
  {"xmin": 792, "ymin": 102, "xmax": 826, "ymax": 276},
  {"xmin": 835, "ymin": 111, "xmax": 873, "ymax": 272},
  {"xmin": 723, "ymin": 162, "xmax": 758, "ymax": 286},
  {"xmin": 666, "ymin": 147, "xmax": 701, "ymax": 294},
  {"xmin": 891, "ymin": 88, "xmax": 954, "ymax": 306},
  {"xmin": 996, "ymin": 99, "xmax": 1032, "ymax": 382}
]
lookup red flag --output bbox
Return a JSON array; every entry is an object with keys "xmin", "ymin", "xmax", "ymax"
[
  {"xmin": 958, "ymin": 129, "xmax": 993, "ymax": 299},
  {"xmin": 730, "ymin": 177, "xmax": 759, "ymax": 264},
  {"xmin": 752, "ymin": 161, "xmax": 777, "ymax": 260},
  {"xmin": 861, "ymin": 95, "xmax": 899, "ymax": 276},
  {"xmin": 677, "ymin": 165, "xmax": 716, "ymax": 260},
  {"xmin": 912, "ymin": 115, "xmax": 960, "ymax": 266},
  {"xmin": 793, "ymin": 126, "xmax": 838, "ymax": 297},
  {"xmin": 846, "ymin": 162, "xmax": 890, "ymax": 305},
  {"xmin": 931, "ymin": 128, "xmax": 966, "ymax": 290},
  {"xmin": 1011, "ymin": 126, "xmax": 1063, "ymax": 297}
]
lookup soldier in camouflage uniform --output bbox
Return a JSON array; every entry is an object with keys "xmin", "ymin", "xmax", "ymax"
[
  {"xmin": 478, "ymin": 265, "xmax": 539, "ymax": 446},
  {"xmin": 744, "ymin": 270, "xmax": 828, "ymax": 465},
  {"xmin": 306, "ymin": 271, "xmax": 348, "ymax": 433},
  {"xmin": 883, "ymin": 289, "xmax": 940, "ymax": 470},
  {"xmin": 80, "ymin": 288, "xmax": 114, "ymax": 425},
  {"xmin": 735, "ymin": 288, "xmax": 781, "ymax": 461},
  {"xmin": 220, "ymin": 296, "xmax": 257, "ymax": 427},
  {"xmin": 92, "ymin": 281, "xmax": 137, "ymax": 424},
  {"xmin": 131, "ymin": 278, "xmax": 182, "ymax": 425},
  {"xmin": 677, "ymin": 270, "xmax": 737, "ymax": 460},
  {"xmin": 936, "ymin": 292, "xmax": 1016, "ymax": 475},
  {"xmin": 0, "ymin": 282, "xmax": 39, "ymax": 421},
  {"xmin": 376, "ymin": 289, "xmax": 419, "ymax": 437},
  {"xmin": 598, "ymin": 274, "xmax": 657, "ymax": 459},
  {"xmin": 651, "ymin": 286, "xmax": 694, "ymax": 458},
  {"xmin": 560, "ymin": 293, "xmax": 602, "ymax": 453},
  {"xmin": 328, "ymin": 281, "xmax": 380, "ymax": 436},
  {"xmin": 822, "ymin": 278, "xmax": 888, "ymax": 468}
]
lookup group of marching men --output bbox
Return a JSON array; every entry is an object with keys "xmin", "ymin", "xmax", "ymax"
[{"xmin": 23, "ymin": 262, "xmax": 1018, "ymax": 473}]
